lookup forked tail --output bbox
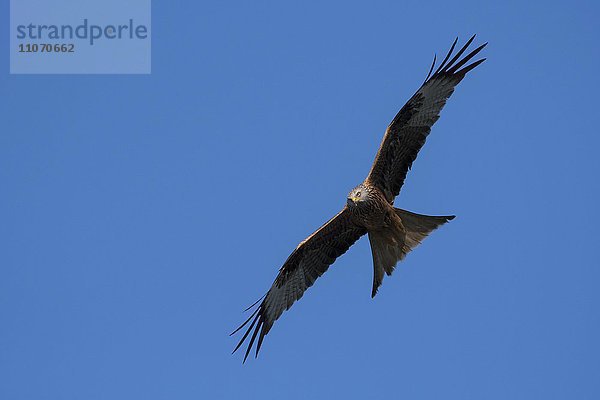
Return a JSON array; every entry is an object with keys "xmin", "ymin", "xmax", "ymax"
[{"xmin": 369, "ymin": 208, "xmax": 454, "ymax": 297}]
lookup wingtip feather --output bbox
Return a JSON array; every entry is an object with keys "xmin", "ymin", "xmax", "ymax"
[
  {"xmin": 243, "ymin": 316, "xmax": 263, "ymax": 363},
  {"xmin": 455, "ymin": 58, "xmax": 486, "ymax": 76},
  {"xmin": 426, "ymin": 35, "xmax": 486, "ymax": 81},
  {"xmin": 432, "ymin": 37, "xmax": 459, "ymax": 77},
  {"xmin": 425, "ymin": 53, "xmax": 437, "ymax": 82}
]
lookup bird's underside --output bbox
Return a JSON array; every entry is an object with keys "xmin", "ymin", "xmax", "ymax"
[{"xmin": 232, "ymin": 35, "xmax": 486, "ymax": 362}]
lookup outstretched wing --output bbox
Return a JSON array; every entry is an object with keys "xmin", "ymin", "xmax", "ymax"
[
  {"xmin": 367, "ymin": 35, "xmax": 487, "ymax": 203},
  {"xmin": 231, "ymin": 207, "xmax": 366, "ymax": 362}
]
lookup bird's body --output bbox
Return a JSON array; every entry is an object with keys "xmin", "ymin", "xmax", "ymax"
[
  {"xmin": 232, "ymin": 36, "xmax": 486, "ymax": 362},
  {"xmin": 347, "ymin": 183, "xmax": 391, "ymax": 231},
  {"xmin": 348, "ymin": 181, "xmax": 454, "ymax": 297}
]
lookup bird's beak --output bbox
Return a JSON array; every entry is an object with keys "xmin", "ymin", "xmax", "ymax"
[{"xmin": 347, "ymin": 197, "xmax": 355, "ymax": 206}]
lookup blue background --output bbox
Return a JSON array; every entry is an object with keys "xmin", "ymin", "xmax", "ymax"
[{"xmin": 1, "ymin": 1, "xmax": 599, "ymax": 399}]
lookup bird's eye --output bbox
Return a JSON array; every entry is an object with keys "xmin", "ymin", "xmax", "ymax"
[{"xmin": 356, "ymin": 191, "xmax": 361, "ymax": 197}]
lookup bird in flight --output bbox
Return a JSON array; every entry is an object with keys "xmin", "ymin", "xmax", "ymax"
[{"xmin": 232, "ymin": 36, "xmax": 486, "ymax": 362}]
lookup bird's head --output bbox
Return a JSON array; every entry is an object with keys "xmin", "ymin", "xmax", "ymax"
[{"xmin": 347, "ymin": 184, "xmax": 370, "ymax": 207}]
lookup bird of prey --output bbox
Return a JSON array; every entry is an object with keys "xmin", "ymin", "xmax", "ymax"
[{"xmin": 232, "ymin": 36, "xmax": 486, "ymax": 362}]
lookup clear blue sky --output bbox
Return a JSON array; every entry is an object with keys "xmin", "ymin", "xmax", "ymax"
[{"xmin": 1, "ymin": 1, "xmax": 599, "ymax": 399}]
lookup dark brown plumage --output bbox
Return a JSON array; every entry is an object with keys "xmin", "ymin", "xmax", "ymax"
[{"xmin": 232, "ymin": 36, "xmax": 486, "ymax": 362}]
